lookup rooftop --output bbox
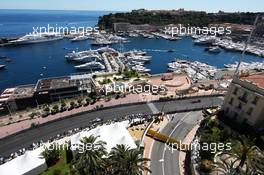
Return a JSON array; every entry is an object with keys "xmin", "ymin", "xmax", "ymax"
[
  {"xmin": 240, "ymin": 73, "xmax": 264, "ymax": 89},
  {"xmin": 36, "ymin": 75, "xmax": 94, "ymax": 91},
  {"xmin": 36, "ymin": 77, "xmax": 73, "ymax": 91},
  {"xmin": 9, "ymin": 85, "xmax": 35, "ymax": 99}
]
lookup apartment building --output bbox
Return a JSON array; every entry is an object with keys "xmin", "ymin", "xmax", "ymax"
[{"xmin": 222, "ymin": 73, "xmax": 264, "ymax": 128}]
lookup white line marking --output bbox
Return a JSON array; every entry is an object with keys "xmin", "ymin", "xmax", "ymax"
[{"xmin": 161, "ymin": 112, "xmax": 191, "ymax": 175}]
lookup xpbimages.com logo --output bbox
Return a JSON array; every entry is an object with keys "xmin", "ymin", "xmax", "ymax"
[
  {"xmin": 100, "ymin": 83, "xmax": 167, "ymax": 95},
  {"xmin": 32, "ymin": 24, "xmax": 100, "ymax": 36},
  {"xmin": 166, "ymin": 141, "xmax": 232, "ymax": 154},
  {"xmin": 164, "ymin": 24, "xmax": 232, "ymax": 36}
]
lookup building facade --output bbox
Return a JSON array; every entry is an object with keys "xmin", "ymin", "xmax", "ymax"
[
  {"xmin": 222, "ymin": 73, "xmax": 264, "ymax": 128},
  {"xmin": 0, "ymin": 74, "xmax": 97, "ymax": 112}
]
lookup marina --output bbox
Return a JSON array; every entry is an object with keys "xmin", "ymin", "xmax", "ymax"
[
  {"xmin": 0, "ymin": 10, "xmax": 264, "ymax": 92},
  {"xmin": 168, "ymin": 59, "xmax": 218, "ymax": 81},
  {"xmin": 193, "ymin": 35, "xmax": 264, "ymax": 57},
  {"xmin": 65, "ymin": 47, "xmax": 151, "ymax": 73}
]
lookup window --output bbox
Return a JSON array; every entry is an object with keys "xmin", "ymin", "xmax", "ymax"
[
  {"xmin": 229, "ymin": 98, "xmax": 234, "ymax": 105},
  {"xmin": 240, "ymin": 91, "xmax": 248, "ymax": 103},
  {"xmin": 237, "ymin": 102, "xmax": 242, "ymax": 109},
  {"xmin": 233, "ymin": 112, "xmax": 238, "ymax": 120},
  {"xmin": 225, "ymin": 107, "xmax": 229, "ymax": 114},
  {"xmin": 247, "ymin": 108, "xmax": 253, "ymax": 115},
  {"xmin": 233, "ymin": 87, "xmax": 238, "ymax": 95},
  {"xmin": 252, "ymin": 96, "xmax": 259, "ymax": 105}
]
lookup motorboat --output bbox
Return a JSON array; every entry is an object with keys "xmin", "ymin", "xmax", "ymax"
[
  {"xmin": 70, "ymin": 35, "xmax": 89, "ymax": 42},
  {"xmin": 205, "ymin": 46, "xmax": 221, "ymax": 53},
  {"xmin": 65, "ymin": 50, "xmax": 96, "ymax": 60},
  {"xmin": 131, "ymin": 65, "xmax": 150, "ymax": 73},
  {"xmin": 75, "ymin": 61, "xmax": 105, "ymax": 70},
  {"xmin": 0, "ymin": 65, "xmax": 6, "ymax": 70},
  {"xmin": 70, "ymin": 54, "xmax": 100, "ymax": 62},
  {"xmin": 127, "ymin": 55, "xmax": 151, "ymax": 62},
  {"xmin": 10, "ymin": 32, "xmax": 63, "ymax": 45},
  {"xmin": 91, "ymin": 38, "xmax": 113, "ymax": 46}
]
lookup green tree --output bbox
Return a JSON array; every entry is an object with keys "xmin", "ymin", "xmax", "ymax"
[
  {"xmin": 42, "ymin": 144, "xmax": 60, "ymax": 167},
  {"xmin": 108, "ymin": 144, "xmax": 151, "ymax": 175},
  {"xmin": 70, "ymin": 135, "xmax": 107, "ymax": 175},
  {"xmin": 220, "ymin": 137, "xmax": 264, "ymax": 174},
  {"xmin": 61, "ymin": 100, "xmax": 67, "ymax": 109}
]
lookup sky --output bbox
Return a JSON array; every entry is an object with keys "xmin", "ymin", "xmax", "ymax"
[{"xmin": 0, "ymin": 0, "xmax": 263, "ymax": 12}]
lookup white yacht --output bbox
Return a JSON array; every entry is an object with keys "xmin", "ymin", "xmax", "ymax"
[
  {"xmin": 131, "ymin": 65, "xmax": 150, "ymax": 73},
  {"xmin": 65, "ymin": 50, "xmax": 97, "ymax": 60},
  {"xmin": 0, "ymin": 65, "xmax": 5, "ymax": 70},
  {"xmin": 10, "ymin": 32, "xmax": 63, "ymax": 45},
  {"xmin": 194, "ymin": 36, "xmax": 216, "ymax": 45},
  {"xmin": 205, "ymin": 46, "xmax": 221, "ymax": 53},
  {"xmin": 70, "ymin": 35, "xmax": 89, "ymax": 42},
  {"xmin": 91, "ymin": 38, "xmax": 112, "ymax": 46},
  {"xmin": 127, "ymin": 55, "xmax": 151, "ymax": 63},
  {"xmin": 70, "ymin": 54, "xmax": 100, "ymax": 62},
  {"xmin": 75, "ymin": 61, "xmax": 105, "ymax": 70}
]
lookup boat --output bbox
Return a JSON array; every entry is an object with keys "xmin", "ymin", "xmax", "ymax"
[
  {"xmin": 132, "ymin": 50, "xmax": 147, "ymax": 56},
  {"xmin": 0, "ymin": 65, "xmax": 6, "ymax": 70},
  {"xmin": 91, "ymin": 38, "xmax": 113, "ymax": 46},
  {"xmin": 5, "ymin": 58, "xmax": 12, "ymax": 62},
  {"xmin": 0, "ymin": 56, "xmax": 7, "ymax": 59},
  {"xmin": 205, "ymin": 46, "xmax": 221, "ymax": 53},
  {"xmin": 131, "ymin": 65, "xmax": 150, "ymax": 73},
  {"xmin": 70, "ymin": 35, "xmax": 89, "ymax": 42},
  {"xmin": 194, "ymin": 36, "xmax": 216, "ymax": 45},
  {"xmin": 128, "ymin": 33, "xmax": 139, "ymax": 37},
  {"xmin": 10, "ymin": 32, "xmax": 63, "ymax": 45},
  {"xmin": 167, "ymin": 49, "xmax": 175, "ymax": 52},
  {"xmin": 65, "ymin": 50, "xmax": 96, "ymax": 60},
  {"xmin": 75, "ymin": 61, "xmax": 105, "ymax": 70},
  {"xmin": 168, "ymin": 37, "xmax": 181, "ymax": 41},
  {"xmin": 70, "ymin": 54, "xmax": 100, "ymax": 62},
  {"xmin": 127, "ymin": 55, "xmax": 151, "ymax": 63}
]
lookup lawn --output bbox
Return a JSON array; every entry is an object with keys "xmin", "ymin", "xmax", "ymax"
[{"xmin": 41, "ymin": 150, "xmax": 70, "ymax": 175}]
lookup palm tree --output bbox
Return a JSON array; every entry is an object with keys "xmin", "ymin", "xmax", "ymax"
[
  {"xmin": 70, "ymin": 135, "xmax": 107, "ymax": 175},
  {"xmin": 229, "ymin": 137, "xmax": 263, "ymax": 170},
  {"xmin": 213, "ymin": 154, "xmax": 240, "ymax": 175},
  {"xmin": 213, "ymin": 154, "xmax": 260, "ymax": 175},
  {"xmin": 109, "ymin": 144, "xmax": 151, "ymax": 175},
  {"xmin": 213, "ymin": 136, "xmax": 264, "ymax": 174}
]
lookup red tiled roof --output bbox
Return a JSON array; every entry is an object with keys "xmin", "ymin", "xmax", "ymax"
[{"xmin": 240, "ymin": 73, "xmax": 264, "ymax": 89}]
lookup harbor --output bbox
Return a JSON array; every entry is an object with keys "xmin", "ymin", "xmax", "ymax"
[
  {"xmin": 0, "ymin": 10, "xmax": 264, "ymax": 92},
  {"xmin": 1, "ymin": 35, "xmax": 263, "ymax": 92}
]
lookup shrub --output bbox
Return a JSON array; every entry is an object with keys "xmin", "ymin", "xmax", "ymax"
[
  {"xmin": 42, "ymin": 145, "xmax": 60, "ymax": 167},
  {"xmin": 52, "ymin": 169, "xmax": 61, "ymax": 175},
  {"xmin": 200, "ymin": 159, "xmax": 213, "ymax": 173},
  {"xmin": 44, "ymin": 107, "xmax": 50, "ymax": 113}
]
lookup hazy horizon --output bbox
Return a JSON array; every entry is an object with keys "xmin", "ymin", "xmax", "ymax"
[
  {"xmin": 0, "ymin": 0, "xmax": 263, "ymax": 13},
  {"xmin": 0, "ymin": 8, "xmax": 263, "ymax": 14}
]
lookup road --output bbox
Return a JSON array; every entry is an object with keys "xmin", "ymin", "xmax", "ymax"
[
  {"xmin": 150, "ymin": 111, "xmax": 203, "ymax": 175},
  {"xmin": 0, "ymin": 96, "xmax": 223, "ymax": 157}
]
